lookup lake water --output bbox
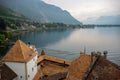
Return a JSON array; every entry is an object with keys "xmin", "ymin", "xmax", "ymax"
[{"xmin": 11, "ymin": 27, "xmax": 120, "ymax": 65}]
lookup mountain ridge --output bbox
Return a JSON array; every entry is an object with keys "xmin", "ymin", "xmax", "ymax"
[
  {"xmin": 0, "ymin": 5, "xmax": 27, "ymax": 19},
  {"xmin": 0, "ymin": 0, "xmax": 82, "ymax": 24}
]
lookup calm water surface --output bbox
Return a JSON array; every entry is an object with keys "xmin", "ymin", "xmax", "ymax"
[{"xmin": 11, "ymin": 27, "xmax": 120, "ymax": 65}]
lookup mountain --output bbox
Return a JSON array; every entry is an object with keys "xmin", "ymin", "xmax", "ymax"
[
  {"xmin": 0, "ymin": 5, "xmax": 27, "ymax": 19},
  {"xmin": 85, "ymin": 15, "xmax": 120, "ymax": 25},
  {"xmin": 95, "ymin": 15, "xmax": 120, "ymax": 25},
  {"xmin": 0, "ymin": 5, "xmax": 29, "ymax": 30},
  {"xmin": 0, "ymin": 0, "xmax": 82, "ymax": 25}
]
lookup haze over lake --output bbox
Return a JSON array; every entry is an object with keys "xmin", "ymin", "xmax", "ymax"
[{"xmin": 11, "ymin": 27, "xmax": 120, "ymax": 65}]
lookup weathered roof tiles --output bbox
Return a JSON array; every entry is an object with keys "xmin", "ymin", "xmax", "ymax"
[
  {"xmin": 2, "ymin": 40, "xmax": 37, "ymax": 62},
  {"xmin": 0, "ymin": 62, "xmax": 17, "ymax": 80},
  {"xmin": 67, "ymin": 53, "xmax": 91, "ymax": 80}
]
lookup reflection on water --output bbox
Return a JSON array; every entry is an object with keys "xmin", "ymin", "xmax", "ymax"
[
  {"xmin": 47, "ymin": 27, "xmax": 120, "ymax": 52},
  {"xmin": 10, "ymin": 27, "xmax": 120, "ymax": 65}
]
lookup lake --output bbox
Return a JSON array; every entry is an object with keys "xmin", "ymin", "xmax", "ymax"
[{"xmin": 10, "ymin": 27, "xmax": 120, "ymax": 65}]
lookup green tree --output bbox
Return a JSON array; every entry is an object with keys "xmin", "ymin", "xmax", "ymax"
[
  {"xmin": 5, "ymin": 32, "xmax": 12, "ymax": 38},
  {"xmin": 0, "ymin": 33, "xmax": 6, "ymax": 44},
  {"xmin": 0, "ymin": 18, "xmax": 6, "ymax": 30}
]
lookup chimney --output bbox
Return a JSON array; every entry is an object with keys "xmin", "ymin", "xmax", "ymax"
[
  {"xmin": 97, "ymin": 51, "xmax": 101, "ymax": 56},
  {"xmin": 84, "ymin": 46, "xmax": 86, "ymax": 54},
  {"xmin": 91, "ymin": 51, "xmax": 95, "ymax": 64},
  {"xmin": 91, "ymin": 51, "xmax": 98, "ymax": 64},
  {"xmin": 103, "ymin": 51, "xmax": 108, "ymax": 59},
  {"xmin": 41, "ymin": 49, "xmax": 46, "ymax": 55},
  {"xmin": 80, "ymin": 51, "xmax": 84, "ymax": 57}
]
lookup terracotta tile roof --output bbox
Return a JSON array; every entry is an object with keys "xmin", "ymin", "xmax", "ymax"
[
  {"xmin": 33, "ymin": 69, "xmax": 41, "ymax": 80},
  {"xmin": 37, "ymin": 55, "xmax": 71, "ymax": 66},
  {"xmin": 67, "ymin": 53, "xmax": 91, "ymax": 80},
  {"xmin": 2, "ymin": 40, "xmax": 37, "ymax": 62},
  {"xmin": 37, "ymin": 50, "xmax": 71, "ymax": 65},
  {"xmin": 0, "ymin": 62, "xmax": 17, "ymax": 80},
  {"xmin": 44, "ymin": 55, "xmax": 71, "ymax": 65},
  {"xmin": 41, "ymin": 72, "xmax": 67, "ymax": 80},
  {"xmin": 86, "ymin": 56, "xmax": 120, "ymax": 80},
  {"xmin": 41, "ymin": 60, "xmax": 69, "ymax": 76},
  {"xmin": 37, "ymin": 50, "xmax": 71, "ymax": 79}
]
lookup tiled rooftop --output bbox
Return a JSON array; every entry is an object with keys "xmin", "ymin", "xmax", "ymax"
[
  {"xmin": 41, "ymin": 60, "xmax": 69, "ymax": 76},
  {"xmin": 2, "ymin": 40, "xmax": 120, "ymax": 80},
  {"xmin": 67, "ymin": 53, "xmax": 91, "ymax": 80},
  {"xmin": 0, "ymin": 62, "xmax": 17, "ymax": 80},
  {"xmin": 39, "ymin": 60, "xmax": 68, "ymax": 80},
  {"xmin": 2, "ymin": 40, "xmax": 37, "ymax": 62},
  {"xmin": 37, "ymin": 50, "xmax": 71, "ymax": 80},
  {"xmin": 33, "ymin": 69, "xmax": 41, "ymax": 80},
  {"xmin": 86, "ymin": 56, "xmax": 120, "ymax": 80},
  {"xmin": 38, "ymin": 55, "xmax": 71, "ymax": 65}
]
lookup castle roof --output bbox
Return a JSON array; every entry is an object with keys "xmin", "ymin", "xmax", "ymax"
[
  {"xmin": 2, "ymin": 40, "xmax": 37, "ymax": 62},
  {"xmin": 86, "ymin": 56, "xmax": 120, "ymax": 80},
  {"xmin": 67, "ymin": 53, "xmax": 120, "ymax": 80},
  {"xmin": 67, "ymin": 53, "xmax": 91, "ymax": 80},
  {"xmin": 0, "ymin": 62, "xmax": 17, "ymax": 80}
]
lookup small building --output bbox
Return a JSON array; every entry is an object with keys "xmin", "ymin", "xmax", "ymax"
[{"xmin": 2, "ymin": 40, "xmax": 38, "ymax": 80}]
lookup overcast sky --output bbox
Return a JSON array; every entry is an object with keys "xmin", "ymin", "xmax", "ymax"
[{"xmin": 43, "ymin": 0, "xmax": 120, "ymax": 24}]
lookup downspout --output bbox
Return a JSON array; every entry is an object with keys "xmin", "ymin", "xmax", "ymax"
[{"xmin": 25, "ymin": 62, "xmax": 28, "ymax": 80}]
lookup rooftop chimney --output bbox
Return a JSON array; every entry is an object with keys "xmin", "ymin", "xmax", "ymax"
[
  {"xmin": 84, "ymin": 46, "xmax": 86, "ymax": 54},
  {"xmin": 97, "ymin": 51, "xmax": 101, "ymax": 56},
  {"xmin": 103, "ymin": 51, "xmax": 108, "ymax": 59},
  {"xmin": 91, "ymin": 51, "xmax": 99, "ymax": 64},
  {"xmin": 41, "ymin": 49, "xmax": 46, "ymax": 55},
  {"xmin": 80, "ymin": 51, "xmax": 84, "ymax": 57},
  {"xmin": 91, "ymin": 51, "xmax": 95, "ymax": 63}
]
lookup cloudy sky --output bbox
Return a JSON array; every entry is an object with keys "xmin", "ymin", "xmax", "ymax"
[{"xmin": 43, "ymin": 0, "xmax": 120, "ymax": 24}]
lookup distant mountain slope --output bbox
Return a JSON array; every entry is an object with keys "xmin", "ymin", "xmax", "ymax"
[
  {"xmin": 0, "ymin": 5, "xmax": 27, "ymax": 19},
  {"xmin": 0, "ymin": 0, "xmax": 82, "ymax": 24},
  {"xmin": 95, "ymin": 15, "xmax": 120, "ymax": 25}
]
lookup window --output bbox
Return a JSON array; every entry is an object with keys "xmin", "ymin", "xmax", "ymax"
[
  {"xmin": 32, "ymin": 67, "xmax": 34, "ymax": 71},
  {"xmin": 20, "ymin": 76, "xmax": 22, "ymax": 78},
  {"xmin": 28, "ymin": 75, "xmax": 30, "ymax": 78}
]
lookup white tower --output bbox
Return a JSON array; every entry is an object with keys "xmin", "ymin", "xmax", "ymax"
[{"xmin": 2, "ymin": 40, "xmax": 38, "ymax": 80}]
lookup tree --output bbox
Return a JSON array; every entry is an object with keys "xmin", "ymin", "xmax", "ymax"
[
  {"xmin": 0, "ymin": 18, "xmax": 6, "ymax": 30},
  {"xmin": 0, "ymin": 33, "xmax": 6, "ymax": 44}
]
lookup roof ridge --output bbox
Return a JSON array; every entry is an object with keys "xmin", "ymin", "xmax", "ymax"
[
  {"xmin": 82, "ymin": 55, "xmax": 100, "ymax": 80},
  {"xmin": 18, "ymin": 40, "xmax": 26, "ymax": 61},
  {"xmin": 2, "ymin": 40, "xmax": 37, "ymax": 62}
]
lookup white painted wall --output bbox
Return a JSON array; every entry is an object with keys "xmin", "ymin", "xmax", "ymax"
[
  {"xmin": 5, "ymin": 55, "xmax": 38, "ymax": 80},
  {"xmin": 13, "ymin": 77, "xmax": 18, "ymax": 80},
  {"xmin": 5, "ymin": 62, "xmax": 26, "ymax": 80},
  {"xmin": 27, "ymin": 55, "xmax": 37, "ymax": 80}
]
